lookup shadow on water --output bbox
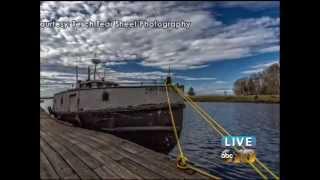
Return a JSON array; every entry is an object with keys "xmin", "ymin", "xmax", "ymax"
[{"xmin": 169, "ymin": 102, "xmax": 280, "ymax": 179}]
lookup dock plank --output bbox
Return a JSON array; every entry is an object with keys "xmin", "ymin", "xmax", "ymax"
[
  {"xmin": 40, "ymin": 149, "xmax": 59, "ymax": 179},
  {"xmin": 118, "ymin": 158, "xmax": 165, "ymax": 179},
  {"xmin": 40, "ymin": 138, "xmax": 79, "ymax": 179},
  {"xmin": 55, "ymin": 120, "xmax": 207, "ymax": 179},
  {"xmin": 61, "ymin": 127, "xmax": 194, "ymax": 179},
  {"xmin": 55, "ymin": 126, "xmax": 179, "ymax": 177},
  {"xmin": 62, "ymin": 134, "xmax": 142, "ymax": 179},
  {"xmin": 41, "ymin": 131, "xmax": 100, "ymax": 179},
  {"xmin": 47, "ymin": 127, "xmax": 141, "ymax": 179},
  {"xmin": 46, "ymin": 131, "xmax": 104, "ymax": 170},
  {"xmin": 40, "ymin": 108, "xmax": 210, "ymax": 179},
  {"xmin": 94, "ymin": 165, "xmax": 120, "ymax": 179},
  {"xmin": 68, "ymin": 128, "xmax": 207, "ymax": 179}
]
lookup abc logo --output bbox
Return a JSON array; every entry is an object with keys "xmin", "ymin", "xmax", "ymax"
[
  {"xmin": 221, "ymin": 149, "xmax": 256, "ymax": 163},
  {"xmin": 220, "ymin": 149, "xmax": 235, "ymax": 163}
]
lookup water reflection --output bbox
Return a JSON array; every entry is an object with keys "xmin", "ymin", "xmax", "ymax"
[{"xmin": 169, "ymin": 102, "xmax": 280, "ymax": 179}]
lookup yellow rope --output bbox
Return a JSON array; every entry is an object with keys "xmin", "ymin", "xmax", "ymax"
[
  {"xmin": 187, "ymin": 164, "xmax": 221, "ymax": 179},
  {"xmin": 165, "ymin": 82, "xmax": 220, "ymax": 179},
  {"xmin": 182, "ymin": 93, "xmax": 279, "ymax": 180},
  {"xmin": 172, "ymin": 85, "xmax": 279, "ymax": 180},
  {"xmin": 172, "ymin": 86, "xmax": 266, "ymax": 179},
  {"xmin": 164, "ymin": 83, "xmax": 185, "ymax": 158},
  {"xmin": 173, "ymin": 85, "xmax": 279, "ymax": 179},
  {"xmin": 172, "ymin": 86, "xmax": 267, "ymax": 179},
  {"xmin": 173, "ymin": 87, "xmax": 277, "ymax": 177},
  {"xmin": 255, "ymin": 159, "xmax": 279, "ymax": 180},
  {"xmin": 248, "ymin": 163, "xmax": 268, "ymax": 180}
]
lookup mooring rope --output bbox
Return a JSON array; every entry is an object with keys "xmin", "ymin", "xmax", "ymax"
[
  {"xmin": 171, "ymin": 84, "xmax": 279, "ymax": 180},
  {"xmin": 164, "ymin": 81, "xmax": 221, "ymax": 179}
]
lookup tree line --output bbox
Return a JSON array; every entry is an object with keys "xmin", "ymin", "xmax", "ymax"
[{"xmin": 233, "ymin": 63, "xmax": 280, "ymax": 95}]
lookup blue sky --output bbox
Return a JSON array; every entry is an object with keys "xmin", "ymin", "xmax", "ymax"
[{"xmin": 40, "ymin": 1, "xmax": 279, "ymax": 96}]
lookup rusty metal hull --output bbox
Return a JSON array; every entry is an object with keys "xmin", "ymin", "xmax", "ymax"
[{"xmin": 52, "ymin": 104, "xmax": 184, "ymax": 153}]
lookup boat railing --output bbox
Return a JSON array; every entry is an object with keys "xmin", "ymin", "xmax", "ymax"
[{"xmin": 116, "ymin": 81, "xmax": 165, "ymax": 87}]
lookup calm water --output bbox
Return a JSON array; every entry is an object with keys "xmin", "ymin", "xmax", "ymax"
[
  {"xmin": 41, "ymin": 101, "xmax": 279, "ymax": 179},
  {"xmin": 169, "ymin": 102, "xmax": 280, "ymax": 179}
]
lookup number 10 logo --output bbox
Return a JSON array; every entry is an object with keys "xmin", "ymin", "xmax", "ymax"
[{"xmin": 221, "ymin": 149, "xmax": 256, "ymax": 163}]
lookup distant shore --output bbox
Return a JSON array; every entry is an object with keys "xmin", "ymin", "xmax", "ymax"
[{"xmin": 188, "ymin": 95, "xmax": 280, "ymax": 104}]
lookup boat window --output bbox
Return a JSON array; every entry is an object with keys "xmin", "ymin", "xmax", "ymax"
[
  {"xmin": 60, "ymin": 97, "xmax": 63, "ymax": 104},
  {"xmin": 102, "ymin": 92, "xmax": 109, "ymax": 101}
]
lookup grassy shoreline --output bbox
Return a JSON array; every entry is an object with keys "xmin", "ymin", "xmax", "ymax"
[{"xmin": 188, "ymin": 95, "xmax": 279, "ymax": 104}]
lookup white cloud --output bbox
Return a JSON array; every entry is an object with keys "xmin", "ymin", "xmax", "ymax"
[
  {"xmin": 251, "ymin": 60, "xmax": 279, "ymax": 69},
  {"xmin": 40, "ymin": 2, "xmax": 279, "ymax": 93},
  {"xmin": 103, "ymin": 61, "xmax": 127, "ymax": 66},
  {"xmin": 217, "ymin": 1, "xmax": 279, "ymax": 10},
  {"xmin": 241, "ymin": 60, "xmax": 279, "ymax": 74},
  {"xmin": 241, "ymin": 68, "xmax": 264, "ymax": 74},
  {"xmin": 41, "ymin": 2, "xmax": 279, "ymax": 70},
  {"xmin": 175, "ymin": 75, "xmax": 216, "ymax": 81},
  {"xmin": 215, "ymin": 80, "xmax": 227, "ymax": 84},
  {"xmin": 258, "ymin": 45, "xmax": 279, "ymax": 53}
]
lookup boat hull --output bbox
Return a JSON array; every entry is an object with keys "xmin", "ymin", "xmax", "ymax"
[{"xmin": 52, "ymin": 103, "xmax": 184, "ymax": 153}]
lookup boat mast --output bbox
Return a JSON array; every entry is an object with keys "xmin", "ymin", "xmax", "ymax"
[
  {"xmin": 93, "ymin": 63, "xmax": 97, "ymax": 80},
  {"xmin": 75, "ymin": 57, "xmax": 79, "ymax": 83},
  {"xmin": 91, "ymin": 55, "xmax": 102, "ymax": 81},
  {"xmin": 76, "ymin": 66, "xmax": 78, "ymax": 82},
  {"xmin": 166, "ymin": 64, "xmax": 172, "ymax": 84},
  {"xmin": 87, "ymin": 66, "xmax": 91, "ymax": 81}
]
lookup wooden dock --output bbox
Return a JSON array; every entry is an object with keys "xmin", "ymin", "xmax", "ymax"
[{"xmin": 40, "ymin": 108, "xmax": 209, "ymax": 179}]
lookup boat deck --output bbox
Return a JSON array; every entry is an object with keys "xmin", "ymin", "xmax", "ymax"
[{"xmin": 40, "ymin": 108, "xmax": 208, "ymax": 179}]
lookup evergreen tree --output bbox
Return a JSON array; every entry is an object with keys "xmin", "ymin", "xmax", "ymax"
[{"xmin": 188, "ymin": 87, "xmax": 195, "ymax": 96}]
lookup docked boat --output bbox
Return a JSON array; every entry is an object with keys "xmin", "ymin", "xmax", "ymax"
[{"xmin": 48, "ymin": 59, "xmax": 185, "ymax": 153}]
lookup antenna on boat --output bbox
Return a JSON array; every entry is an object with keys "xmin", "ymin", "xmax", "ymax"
[
  {"xmin": 103, "ymin": 68, "xmax": 106, "ymax": 81},
  {"xmin": 75, "ymin": 57, "xmax": 79, "ymax": 83},
  {"xmin": 76, "ymin": 66, "xmax": 78, "ymax": 82},
  {"xmin": 166, "ymin": 64, "xmax": 172, "ymax": 85},
  {"xmin": 92, "ymin": 53, "xmax": 102, "ymax": 81},
  {"xmin": 87, "ymin": 66, "xmax": 91, "ymax": 81}
]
